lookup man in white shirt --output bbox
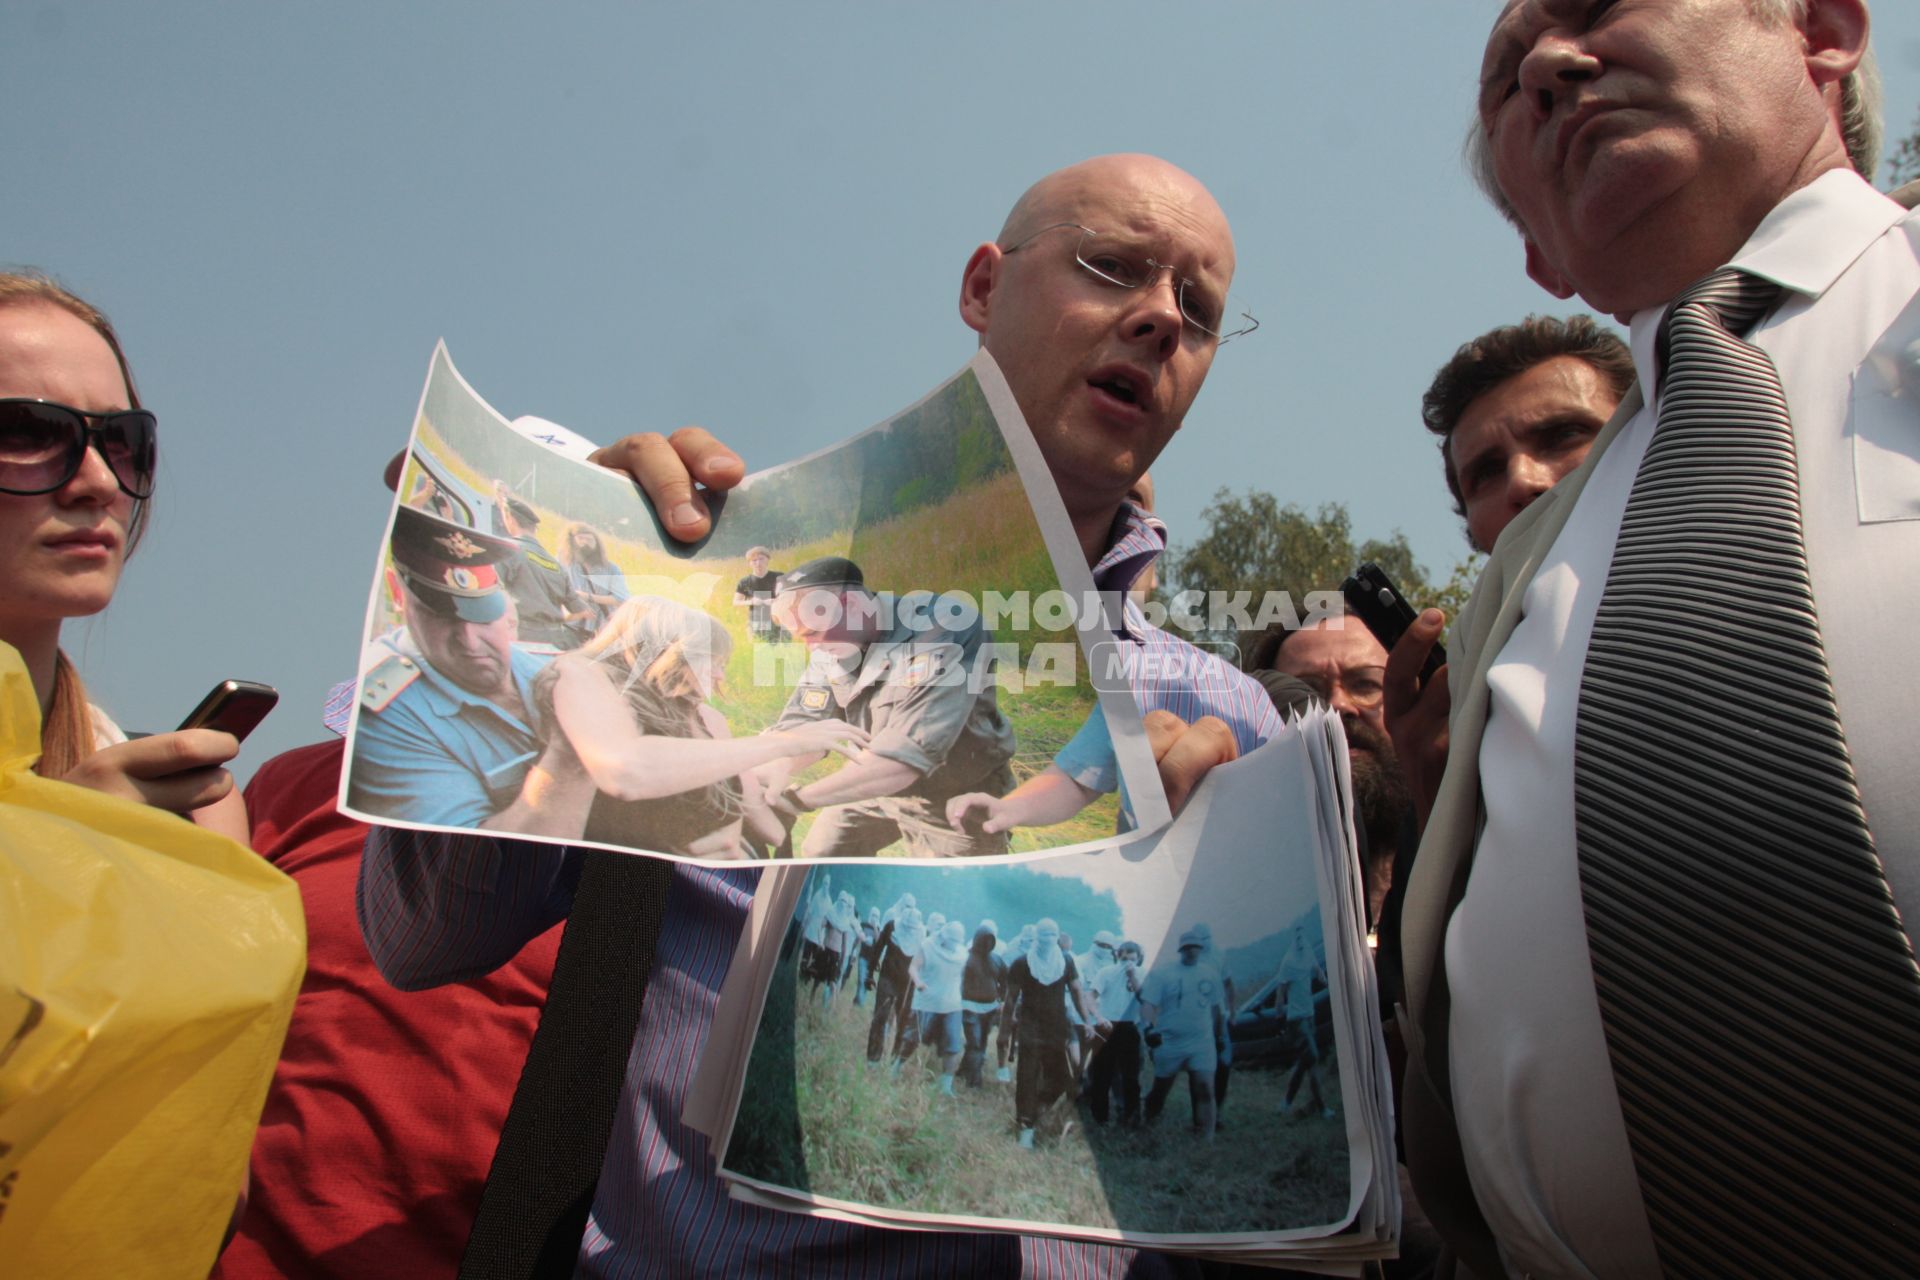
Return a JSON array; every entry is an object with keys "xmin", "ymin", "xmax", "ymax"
[
  {"xmin": 1393, "ymin": 2, "xmax": 1920, "ymax": 1276},
  {"xmin": 1086, "ymin": 938, "xmax": 1146, "ymax": 1126},
  {"xmin": 1139, "ymin": 930, "xmax": 1226, "ymax": 1141}
]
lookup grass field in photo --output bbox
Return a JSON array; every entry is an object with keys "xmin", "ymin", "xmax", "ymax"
[{"xmin": 727, "ymin": 953, "xmax": 1352, "ymax": 1236}]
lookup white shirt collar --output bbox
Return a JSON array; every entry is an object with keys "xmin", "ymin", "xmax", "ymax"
[
  {"xmin": 1628, "ymin": 168, "xmax": 1907, "ymax": 398},
  {"xmin": 1733, "ymin": 168, "xmax": 1907, "ymax": 299}
]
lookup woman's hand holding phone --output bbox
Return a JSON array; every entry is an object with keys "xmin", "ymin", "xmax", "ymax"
[{"xmin": 61, "ymin": 727, "xmax": 241, "ymax": 818}]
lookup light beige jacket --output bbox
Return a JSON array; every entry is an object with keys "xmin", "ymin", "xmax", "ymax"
[{"xmin": 1396, "ymin": 381, "xmax": 1642, "ymax": 1280}]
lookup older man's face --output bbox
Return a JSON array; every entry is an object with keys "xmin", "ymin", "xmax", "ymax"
[
  {"xmin": 406, "ymin": 596, "xmax": 518, "ymax": 698},
  {"xmin": 1272, "ymin": 619, "xmax": 1388, "ymax": 740},
  {"xmin": 963, "ymin": 157, "xmax": 1234, "ymax": 515},
  {"xmin": 1479, "ymin": 0, "xmax": 1839, "ymax": 314}
]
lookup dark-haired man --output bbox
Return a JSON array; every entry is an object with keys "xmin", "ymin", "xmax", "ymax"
[
  {"xmin": 1253, "ymin": 617, "xmax": 1409, "ymax": 925},
  {"xmin": 1420, "ymin": 314, "xmax": 1632, "ymax": 555},
  {"xmin": 1386, "ymin": 317, "xmax": 1634, "ymax": 828}
]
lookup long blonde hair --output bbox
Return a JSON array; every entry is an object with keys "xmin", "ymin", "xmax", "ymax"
[
  {"xmin": 578, "ymin": 596, "xmax": 734, "ymax": 724},
  {"xmin": 574, "ymin": 597, "xmax": 740, "ymax": 819},
  {"xmin": 0, "ymin": 273, "xmax": 145, "ymax": 776}
]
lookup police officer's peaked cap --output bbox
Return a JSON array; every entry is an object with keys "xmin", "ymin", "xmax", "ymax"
[
  {"xmin": 390, "ymin": 505, "xmax": 518, "ymax": 624},
  {"xmin": 1177, "ymin": 928, "xmax": 1205, "ymax": 950},
  {"xmin": 506, "ymin": 497, "xmax": 541, "ymax": 529},
  {"xmin": 775, "ymin": 556, "xmax": 864, "ymax": 596}
]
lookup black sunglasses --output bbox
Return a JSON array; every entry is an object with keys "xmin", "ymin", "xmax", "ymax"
[{"xmin": 0, "ymin": 399, "xmax": 158, "ymax": 499}]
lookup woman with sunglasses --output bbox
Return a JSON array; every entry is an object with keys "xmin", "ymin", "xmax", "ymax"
[{"xmin": 0, "ymin": 272, "xmax": 246, "ymax": 840}]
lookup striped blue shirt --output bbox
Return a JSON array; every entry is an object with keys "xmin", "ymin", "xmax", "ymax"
[{"xmin": 357, "ymin": 503, "xmax": 1281, "ymax": 1277}]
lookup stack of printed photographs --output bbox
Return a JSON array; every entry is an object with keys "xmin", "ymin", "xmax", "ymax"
[
  {"xmin": 345, "ymin": 347, "xmax": 1399, "ymax": 1271},
  {"xmin": 686, "ymin": 719, "xmax": 1399, "ymax": 1272}
]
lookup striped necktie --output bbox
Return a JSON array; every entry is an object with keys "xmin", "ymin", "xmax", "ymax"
[{"xmin": 1573, "ymin": 267, "xmax": 1920, "ymax": 1278}]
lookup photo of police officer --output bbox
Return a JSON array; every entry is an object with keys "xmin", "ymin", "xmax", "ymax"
[
  {"xmin": 348, "ymin": 503, "xmax": 595, "ymax": 836},
  {"xmin": 758, "ymin": 556, "xmax": 1016, "ymax": 858},
  {"xmin": 489, "ymin": 479, "xmax": 586, "ymax": 650},
  {"xmin": 345, "ymin": 349, "xmax": 1149, "ymax": 865}
]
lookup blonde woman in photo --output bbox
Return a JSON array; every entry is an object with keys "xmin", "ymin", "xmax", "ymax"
[{"xmin": 536, "ymin": 596, "xmax": 865, "ymax": 858}]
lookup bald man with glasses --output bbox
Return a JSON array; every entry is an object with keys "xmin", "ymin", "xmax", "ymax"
[{"xmin": 360, "ymin": 154, "xmax": 1278, "ymax": 1276}]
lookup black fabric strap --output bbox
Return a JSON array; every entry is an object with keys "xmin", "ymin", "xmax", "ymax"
[{"xmin": 459, "ymin": 851, "xmax": 677, "ymax": 1280}]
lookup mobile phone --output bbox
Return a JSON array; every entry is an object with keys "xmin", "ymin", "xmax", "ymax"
[
  {"xmin": 177, "ymin": 680, "xmax": 280, "ymax": 742},
  {"xmin": 1339, "ymin": 563, "xmax": 1446, "ymax": 685}
]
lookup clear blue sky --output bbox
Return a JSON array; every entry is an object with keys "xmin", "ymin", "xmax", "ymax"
[{"xmin": 10, "ymin": 1, "xmax": 1920, "ymax": 776}]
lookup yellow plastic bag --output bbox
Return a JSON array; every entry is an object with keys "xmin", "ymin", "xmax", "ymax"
[{"xmin": 0, "ymin": 646, "xmax": 305, "ymax": 1279}]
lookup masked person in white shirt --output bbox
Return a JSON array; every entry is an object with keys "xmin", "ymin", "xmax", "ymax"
[
  {"xmin": 896, "ymin": 919, "xmax": 970, "ymax": 1094},
  {"xmin": 1002, "ymin": 918, "xmax": 1105, "ymax": 1149}
]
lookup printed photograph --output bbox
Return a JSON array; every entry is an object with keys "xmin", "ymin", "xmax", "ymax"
[
  {"xmin": 721, "ymin": 830, "xmax": 1351, "ymax": 1240},
  {"xmin": 341, "ymin": 344, "xmax": 1160, "ymax": 863}
]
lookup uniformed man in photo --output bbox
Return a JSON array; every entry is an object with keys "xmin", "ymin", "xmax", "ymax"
[
  {"xmin": 348, "ymin": 504, "xmax": 594, "ymax": 836},
  {"xmin": 760, "ymin": 556, "xmax": 1015, "ymax": 857},
  {"xmin": 490, "ymin": 480, "xmax": 582, "ymax": 649}
]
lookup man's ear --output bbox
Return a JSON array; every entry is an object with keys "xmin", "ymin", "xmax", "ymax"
[
  {"xmin": 959, "ymin": 242, "xmax": 1000, "ymax": 336},
  {"xmin": 1801, "ymin": 0, "xmax": 1868, "ymax": 87},
  {"xmin": 1524, "ymin": 238, "xmax": 1576, "ymax": 300}
]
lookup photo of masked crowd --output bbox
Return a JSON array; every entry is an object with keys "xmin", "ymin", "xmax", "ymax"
[
  {"xmin": 342, "ymin": 347, "xmax": 1159, "ymax": 862},
  {"xmin": 727, "ymin": 845, "xmax": 1349, "ymax": 1239}
]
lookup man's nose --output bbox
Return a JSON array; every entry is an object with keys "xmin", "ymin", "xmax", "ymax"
[
  {"xmin": 453, "ymin": 621, "xmax": 493, "ymax": 648},
  {"xmin": 1327, "ymin": 682, "xmax": 1362, "ymax": 719},
  {"xmin": 1121, "ymin": 270, "xmax": 1184, "ymax": 361},
  {"xmin": 1518, "ymin": 30, "xmax": 1600, "ymax": 121},
  {"xmin": 1506, "ymin": 453, "xmax": 1556, "ymax": 510}
]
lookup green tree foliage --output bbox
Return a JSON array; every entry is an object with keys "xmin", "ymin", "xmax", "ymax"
[
  {"xmin": 1429, "ymin": 552, "xmax": 1485, "ymax": 626},
  {"xmin": 1165, "ymin": 488, "xmax": 1464, "ymax": 662}
]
